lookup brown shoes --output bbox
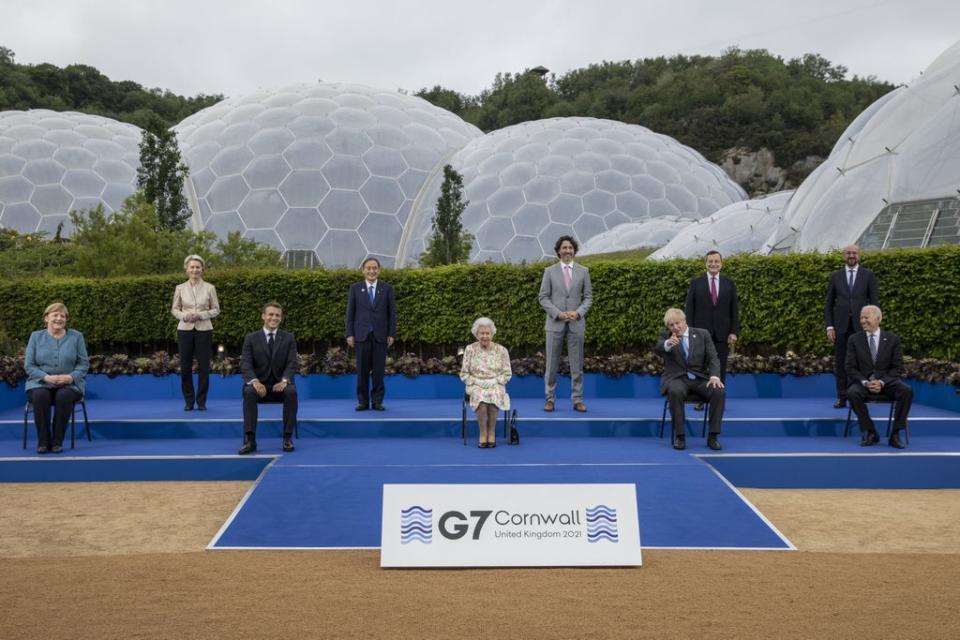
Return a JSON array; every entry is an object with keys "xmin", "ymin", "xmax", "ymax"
[
  {"xmin": 573, "ymin": 402, "xmax": 587, "ymax": 413},
  {"xmin": 544, "ymin": 400, "xmax": 555, "ymax": 412}
]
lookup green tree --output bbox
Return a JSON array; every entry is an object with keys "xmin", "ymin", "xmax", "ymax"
[
  {"xmin": 420, "ymin": 165, "xmax": 473, "ymax": 266},
  {"xmin": 208, "ymin": 231, "xmax": 282, "ymax": 269},
  {"xmin": 136, "ymin": 116, "xmax": 192, "ymax": 230}
]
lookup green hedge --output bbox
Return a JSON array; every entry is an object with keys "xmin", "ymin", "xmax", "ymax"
[{"xmin": 2, "ymin": 246, "xmax": 958, "ymax": 359}]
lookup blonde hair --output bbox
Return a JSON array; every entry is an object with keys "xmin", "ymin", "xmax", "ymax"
[
  {"xmin": 183, "ymin": 254, "xmax": 206, "ymax": 271},
  {"xmin": 471, "ymin": 317, "xmax": 497, "ymax": 338},
  {"xmin": 663, "ymin": 308, "xmax": 685, "ymax": 326},
  {"xmin": 43, "ymin": 302, "xmax": 69, "ymax": 320}
]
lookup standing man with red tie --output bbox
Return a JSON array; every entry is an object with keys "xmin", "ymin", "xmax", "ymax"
[
  {"xmin": 685, "ymin": 251, "xmax": 739, "ymax": 409},
  {"xmin": 346, "ymin": 257, "xmax": 397, "ymax": 411},
  {"xmin": 825, "ymin": 244, "xmax": 879, "ymax": 408}
]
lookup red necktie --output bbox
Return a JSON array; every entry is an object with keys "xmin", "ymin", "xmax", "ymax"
[{"xmin": 710, "ymin": 276, "xmax": 718, "ymax": 306}]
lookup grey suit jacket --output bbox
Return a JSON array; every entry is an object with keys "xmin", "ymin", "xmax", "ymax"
[
  {"xmin": 654, "ymin": 327, "xmax": 720, "ymax": 393},
  {"xmin": 538, "ymin": 261, "xmax": 593, "ymax": 333}
]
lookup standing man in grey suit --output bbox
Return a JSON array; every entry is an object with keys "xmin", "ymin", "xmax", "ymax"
[
  {"xmin": 538, "ymin": 235, "xmax": 593, "ymax": 413},
  {"xmin": 685, "ymin": 250, "xmax": 739, "ymax": 410},
  {"xmin": 654, "ymin": 308, "xmax": 725, "ymax": 451},
  {"xmin": 825, "ymin": 244, "xmax": 879, "ymax": 408}
]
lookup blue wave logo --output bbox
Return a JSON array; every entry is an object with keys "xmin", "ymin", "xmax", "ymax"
[
  {"xmin": 400, "ymin": 505, "xmax": 432, "ymax": 544},
  {"xmin": 585, "ymin": 504, "xmax": 618, "ymax": 543}
]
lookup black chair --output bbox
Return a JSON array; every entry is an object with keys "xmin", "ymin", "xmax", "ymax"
[
  {"xmin": 844, "ymin": 397, "xmax": 907, "ymax": 443},
  {"xmin": 461, "ymin": 393, "xmax": 513, "ymax": 445},
  {"xmin": 23, "ymin": 396, "xmax": 91, "ymax": 450},
  {"xmin": 659, "ymin": 397, "xmax": 711, "ymax": 438}
]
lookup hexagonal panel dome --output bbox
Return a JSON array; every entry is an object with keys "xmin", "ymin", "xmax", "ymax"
[
  {"xmin": 397, "ymin": 117, "xmax": 746, "ymax": 265},
  {"xmin": 761, "ymin": 38, "xmax": 960, "ymax": 254},
  {"xmin": 651, "ymin": 190, "xmax": 794, "ymax": 260},
  {"xmin": 579, "ymin": 216, "xmax": 696, "ymax": 255},
  {"xmin": 176, "ymin": 82, "xmax": 482, "ymax": 267},
  {"xmin": 0, "ymin": 110, "xmax": 141, "ymax": 235}
]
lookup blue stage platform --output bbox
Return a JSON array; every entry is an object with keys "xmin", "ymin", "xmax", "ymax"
[{"xmin": 2, "ymin": 373, "xmax": 958, "ymax": 552}]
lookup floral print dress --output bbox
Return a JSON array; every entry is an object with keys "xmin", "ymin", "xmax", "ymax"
[{"xmin": 459, "ymin": 342, "xmax": 512, "ymax": 410}]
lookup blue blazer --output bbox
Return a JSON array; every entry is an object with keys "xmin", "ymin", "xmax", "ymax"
[{"xmin": 346, "ymin": 281, "xmax": 397, "ymax": 343}]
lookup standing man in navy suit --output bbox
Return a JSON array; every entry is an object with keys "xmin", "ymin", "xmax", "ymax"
[
  {"xmin": 346, "ymin": 257, "xmax": 397, "ymax": 411},
  {"xmin": 846, "ymin": 305, "xmax": 912, "ymax": 449},
  {"xmin": 684, "ymin": 250, "xmax": 739, "ymax": 409},
  {"xmin": 825, "ymin": 244, "xmax": 879, "ymax": 408},
  {"xmin": 239, "ymin": 302, "xmax": 298, "ymax": 455},
  {"xmin": 654, "ymin": 308, "xmax": 725, "ymax": 451}
]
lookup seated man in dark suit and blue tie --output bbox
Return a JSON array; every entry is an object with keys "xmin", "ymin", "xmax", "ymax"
[
  {"xmin": 346, "ymin": 257, "xmax": 397, "ymax": 411},
  {"xmin": 238, "ymin": 302, "xmax": 299, "ymax": 455},
  {"xmin": 845, "ymin": 305, "xmax": 912, "ymax": 449},
  {"xmin": 654, "ymin": 308, "xmax": 726, "ymax": 451}
]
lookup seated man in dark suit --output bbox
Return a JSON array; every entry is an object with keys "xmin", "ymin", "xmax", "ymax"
[
  {"xmin": 845, "ymin": 305, "xmax": 912, "ymax": 449},
  {"xmin": 654, "ymin": 308, "xmax": 726, "ymax": 451},
  {"xmin": 346, "ymin": 257, "xmax": 397, "ymax": 411},
  {"xmin": 239, "ymin": 302, "xmax": 299, "ymax": 455}
]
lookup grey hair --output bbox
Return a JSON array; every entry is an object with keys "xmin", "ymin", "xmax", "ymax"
[
  {"xmin": 861, "ymin": 304, "xmax": 882, "ymax": 321},
  {"xmin": 183, "ymin": 254, "xmax": 206, "ymax": 270},
  {"xmin": 471, "ymin": 317, "xmax": 497, "ymax": 338}
]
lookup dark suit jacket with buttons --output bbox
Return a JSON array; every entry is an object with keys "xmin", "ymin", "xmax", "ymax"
[
  {"xmin": 240, "ymin": 329, "xmax": 298, "ymax": 386},
  {"xmin": 346, "ymin": 281, "xmax": 397, "ymax": 343},
  {"xmin": 845, "ymin": 329, "xmax": 904, "ymax": 388},
  {"xmin": 654, "ymin": 327, "xmax": 721, "ymax": 394},
  {"xmin": 824, "ymin": 266, "xmax": 878, "ymax": 335},
  {"xmin": 684, "ymin": 274, "xmax": 739, "ymax": 343}
]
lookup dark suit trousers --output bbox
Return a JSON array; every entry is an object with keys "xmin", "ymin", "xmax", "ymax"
[
  {"xmin": 714, "ymin": 340, "xmax": 730, "ymax": 381},
  {"xmin": 666, "ymin": 378, "xmax": 725, "ymax": 436},
  {"xmin": 847, "ymin": 381, "xmax": 913, "ymax": 433},
  {"xmin": 833, "ymin": 319, "xmax": 856, "ymax": 400},
  {"xmin": 178, "ymin": 329, "xmax": 213, "ymax": 406},
  {"xmin": 28, "ymin": 386, "xmax": 81, "ymax": 447},
  {"xmin": 356, "ymin": 331, "xmax": 387, "ymax": 407},
  {"xmin": 242, "ymin": 383, "xmax": 298, "ymax": 438}
]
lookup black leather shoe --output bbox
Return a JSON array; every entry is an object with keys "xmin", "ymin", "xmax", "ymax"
[
  {"xmin": 51, "ymin": 445, "xmax": 64, "ymax": 453},
  {"xmin": 372, "ymin": 404, "xmax": 385, "ymax": 411},
  {"xmin": 197, "ymin": 404, "xmax": 207, "ymax": 411},
  {"xmin": 184, "ymin": 403, "xmax": 194, "ymax": 411},
  {"xmin": 489, "ymin": 442, "xmax": 496, "ymax": 448},
  {"xmin": 238, "ymin": 441, "xmax": 257, "ymax": 455},
  {"xmin": 833, "ymin": 399, "xmax": 846, "ymax": 409},
  {"xmin": 355, "ymin": 404, "xmax": 368, "ymax": 411},
  {"xmin": 860, "ymin": 430, "xmax": 879, "ymax": 447},
  {"xmin": 694, "ymin": 402, "xmax": 705, "ymax": 411},
  {"xmin": 889, "ymin": 432, "xmax": 905, "ymax": 449},
  {"xmin": 673, "ymin": 436, "xmax": 686, "ymax": 450},
  {"xmin": 707, "ymin": 436, "xmax": 722, "ymax": 451},
  {"xmin": 36, "ymin": 446, "xmax": 49, "ymax": 454},
  {"xmin": 282, "ymin": 438, "xmax": 295, "ymax": 452}
]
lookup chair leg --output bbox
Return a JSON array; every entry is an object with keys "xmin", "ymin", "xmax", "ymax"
[
  {"xmin": 461, "ymin": 400, "xmax": 467, "ymax": 446},
  {"xmin": 700, "ymin": 401, "xmax": 709, "ymax": 438},
  {"xmin": 659, "ymin": 400, "xmax": 668, "ymax": 438},
  {"xmin": 23, "ymin": 403, "xmax": 29, "ymax": 450},
  {"xmin": 70, "ymin": 405, "xmax": 76, "ymax": 449},
  {"xmin": 81, "ymin": 401, "xmax": 91, "ymax": 441},
  {"xmin": 843, "ymin": 407, "xmax": 853, "ymax": 437}
]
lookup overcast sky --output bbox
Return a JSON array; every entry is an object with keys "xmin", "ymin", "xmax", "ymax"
[{"xmin": 3, "ymin": 0, "xmax": 958, "ymax": 100}]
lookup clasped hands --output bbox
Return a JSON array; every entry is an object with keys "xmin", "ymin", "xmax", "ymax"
[
  {"xmin": 42, "ymin": 374, "xmax": 73, "ymax": 386},
  {"xmin": 864, "ymin": 379, "xmax": 884, "ymax": 393},
  {"xmin": 558, "ymin": 311, "xmax": 580, "ymax": 322},
  {"xmin": 251, "ymin": 379, "xmax": 287, "ymax": 397}
]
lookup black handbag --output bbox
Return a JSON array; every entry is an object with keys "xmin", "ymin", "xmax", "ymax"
[{"xmin": 508, "ymin": 409, "xmax": 519, "ymax": 445}]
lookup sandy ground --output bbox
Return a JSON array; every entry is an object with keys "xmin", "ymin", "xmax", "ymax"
[{"xmin": 0, "ymin": 483, "xmax": 958, "ymax": 639}]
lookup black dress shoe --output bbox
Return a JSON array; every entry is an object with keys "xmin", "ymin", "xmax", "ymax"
[
  {"xmin": 694, "ymin": 402, "xmax": 705, "ymax": 411},
  {"xmin": 51, "ymin": 445, "xmax": 64, "ymax": 453},
  {"xmin": 889, "ymin": 432, "xmax": 905, "ymax": 449},
  {"xmin": 833, "ymin": 399, "xmax": 846, "ymax": 409},
  {"xmin": 355, "ymin": 404, "xmax": 368, "ymax": 411},
  {"xmin": 372, "ymin": 404, "xmax": 385, "ymax": 411},
  {"xmin": 478, "ymin": 442, "xmax": 486, "ymax": 448},
  {"xmin": 36, "ymin": 446, "xmax": 49, "ymax": 454},
  {"xmin": 238, "ymin": 441, "xmax": 257, "ymax": 455},
  {"xmin": 197, "ymin": 404, "xmax": 207, "ymax": 411},
  {"xmin": 860, "ymin": 430, "xmax": 880, "ymax": 447},
  {"xmin": 707, "ymin": 436, "xmax": 722, "ymax": 451},
  {"xmin": 489, "ymin": 442, "xmax": 496, "ymax": 448},
  {"xmin": 184, "ymin": 403, "xmax": 194, "ymax": 411},
  {"xmin": 673, "ymin": 436, "xmax": 686, "ymax": 450},
  {"xmin": 282, "ymin": 438, "xmax": 295, "ymax": 452}
]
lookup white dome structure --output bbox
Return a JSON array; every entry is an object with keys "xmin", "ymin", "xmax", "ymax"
[
  {"xmin": 762, "ymin": 39, "xmax": 960, "ymax": 254},
  {"xmin": 652, "ymin": 190, "xmax": 794, "ymax": 260},
  {"xmin": 398, "ymin": 117, "xmax": 746, "ymax": 265},
  {"xmin": 175, "ymin": 82, "xmax": 482, "ymax": 268},
  {"xmin": 0, "ymin": 110, "xmax": 141, "ymax": 235},
  {"xmin": 579, "ymin": 216, "xmax": 695, "ymax": 255}
]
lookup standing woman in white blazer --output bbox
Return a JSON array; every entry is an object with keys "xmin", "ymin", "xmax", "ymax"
[{"xmin": 171, "ymin": 254, "xmax": 220, "ymax": 411}]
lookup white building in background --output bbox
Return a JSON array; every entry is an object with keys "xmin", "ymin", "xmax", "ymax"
[
  {"xmin": 0, "ymin": 110, "xmax": 141, "ymax": 235},
  {"xmin": 579, "ymin": 216, "xmax": 695, "ymax": 255},
  {"xmin": 651, "ymin": 190, "xmax": 793, "ymax": 260}
]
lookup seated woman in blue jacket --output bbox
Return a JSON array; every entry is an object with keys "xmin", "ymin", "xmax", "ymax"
[{"xmin": 24, "ymin": 302, "xmax": 89, "ymax": 454}]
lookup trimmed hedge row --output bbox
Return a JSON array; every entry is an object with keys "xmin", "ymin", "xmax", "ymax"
[{"xmin": 1, "ymin": 246, "xmax": 958, "ymax": 359}]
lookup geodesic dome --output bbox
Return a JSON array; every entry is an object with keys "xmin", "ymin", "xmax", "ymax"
[
  {"xmin": 579, "ymin": 216, "xmax": 695, "ymax": 255},
  {"xmin": 0, "ymin": 110, "xmax": 141, "ymax": 235},
  {"xmin": 175, "ymin": 82, "xmax": 482, "ymax": 268},
  {"xmin": 397, "ymin": 117, "xmax": 746, "ymax": 265},
  {"xmin": 762, "ymin": 38, "xmax": 960, "ymax": 254},
  {"xmin": 652, "ymin": 190, "xmax": 794, "ymax": 260}
]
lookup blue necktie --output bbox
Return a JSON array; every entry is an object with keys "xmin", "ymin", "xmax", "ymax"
[
  {"xmin": 681, "ymin": 335, "xmax": 695, "ymax": 379},
  {"xmin": 869, "ymin": 333, "xmax": 878, "ymax": 362},
  {"xmin": 848, "ymin": 269, "xmax": 855, "ymax": 291},
  {"xmin": 368, "ymin": 286, "xmax": 375, "ymax": 305}
]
